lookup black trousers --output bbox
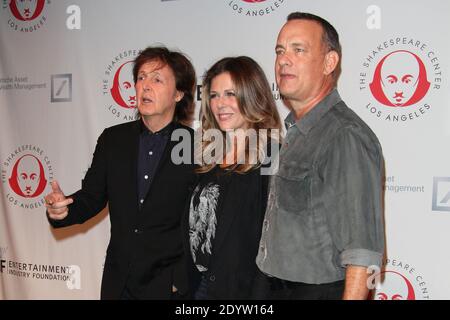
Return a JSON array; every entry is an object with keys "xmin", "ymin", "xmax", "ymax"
[
  {"xmin": 252, "ymin": 269, "xmax": 345, "ymax": 300},
  {"xmin": 193, "ymin": 273, "xmax": 209, "ymax": 300}
]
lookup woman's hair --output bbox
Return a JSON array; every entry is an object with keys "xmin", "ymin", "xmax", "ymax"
[
  {"xmin": 133, "ymin": 46, "xmax": 196, "ymax": 125},
  {"xmin": 197, "ymin": 56, "xmax": 282, "ymax": 174}
]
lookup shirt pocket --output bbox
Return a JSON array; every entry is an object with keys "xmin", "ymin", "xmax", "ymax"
[{"xmin": 275, "ymin": 165, "xmax": 310, "ymax": 214}]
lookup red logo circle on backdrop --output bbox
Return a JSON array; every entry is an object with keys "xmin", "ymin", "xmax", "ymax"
[
  {"xmin": 369, "ymin": 50, "xmax": 430, "ymax": 107},
  {"xmin": 9, "ymin": 0, "xmax": 45, "ymax": 21},
  {"xmin": 110, "ymin": 61, "xmax": 137, "ymax": 109},
  {"xmin": 8, "ymin": 154, "xmax": 47, "ymax": 198},
  {"xmin": 374, "ymin": 270, "xmax": 416, "ymax": 300},
  {"xmin": 2, "ymin": 145, "xmax": 54, "ymax": 209}
]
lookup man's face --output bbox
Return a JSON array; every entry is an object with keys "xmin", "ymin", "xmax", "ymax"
[
  {"xmin": 16, "ymin": 155, "xmax": 41, "ymax": 197},
  {"xmin": 118, "ymin": 62, "xmax": 136, "ymax": 108},
  {"xmin": 135, "ymin": 60, "xmax": 182, "ymax": 124},
  {"xmin": 275, "ymin": 19, "xmax": 328, "ymax": 104},
  {"xmin": 16, "ymin": 0, "xmax": 38, "ymax": 19},
  {"xmin": 380, "ymin": 51, "xmax": 419, "ymax": 106}
]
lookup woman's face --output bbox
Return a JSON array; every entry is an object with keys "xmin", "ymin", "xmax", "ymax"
[{"xmin": 209, "ymin": 72, "xmax": 247, "ymax": 131}]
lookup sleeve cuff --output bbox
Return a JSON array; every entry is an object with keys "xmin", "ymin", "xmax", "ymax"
[{"xmin": 340, "ymin": 248, "xmax": 383, "ymax": 268}]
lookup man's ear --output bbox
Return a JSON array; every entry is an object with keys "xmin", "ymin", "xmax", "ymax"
[
  {"xmin": 175, "ymin": 91, "xmax": 184, "ymax": 103},
  {"xmin": 324, "ymin": 50, "xmax": 339, "ymax": 76}
]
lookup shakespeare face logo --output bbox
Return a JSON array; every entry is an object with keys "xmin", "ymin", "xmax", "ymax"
[
  {"xmin": 110, "ymin": 61, "xmax": 136, "ymax": 109},
  {"xmin": 370, "ymin": 50, "xmax": 430, "ymax": 107},
  {"xmin": 9, "ymin": 154, "xmax": 47, "ymax": 198},
  {"xmin": 9, "ymin": 0, "xmax": 45, "ymax": 21},
  {"xmin": 359, "ymin": 37, "xmax": 442, "ymax": 123},
  {"xmin": 2, "ymin": 145, "xmax": 54, "ymax": 209},
  {"xmin": 102, "ymin": 50, "xmax": 140, "ymax": 121},
  {"xmin": 2, "ymin": 0, "xmax": 49, "ymax": 32},
  {"xmin": 374, "ymin": 271, "xmax": 416, "ymax": 300},
  {"xmin": 226, "ymin": 0, "xmax": 285, "ymax": 17},
  {"xmin": 370, "ymin": 258, "xmax": 430, "ymax": 300}
]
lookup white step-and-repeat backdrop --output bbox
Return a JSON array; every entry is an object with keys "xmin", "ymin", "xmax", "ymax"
[{"xmin": 1, "ymin": 0, "xmax": 449, "ymax": 299}]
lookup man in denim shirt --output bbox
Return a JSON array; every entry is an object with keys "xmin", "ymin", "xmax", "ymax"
[{"xmin": 255, "ymin": 12, "xmax": 385, "ymax": 299}]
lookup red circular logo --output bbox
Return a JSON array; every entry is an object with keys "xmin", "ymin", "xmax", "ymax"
[
  {"xmin": 9, "ymin": 0, "xmax": 45, "ymax": 21},
  {"xmin": 110, "ymin": 61, "xmax": 137, "ymax": 109},
  {"xmin": 8, "ymin": 154, "xmax": 47, "ymax": 198},
  {"xmin": 369, "ymin": 50, "xmax": 430, "ymax": 107},
  {"xmin": 373, "ymin": 270, "xmax": 416, "ymax": 300}
]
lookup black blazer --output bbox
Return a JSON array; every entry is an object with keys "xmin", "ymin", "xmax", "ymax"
[
  {"xmin": 182, "ymin": 168, "xmax": 269, "ymax": 299},
  {"xmin": 49, "ymin": 120, "xmax": 196, "ymax": 299}
]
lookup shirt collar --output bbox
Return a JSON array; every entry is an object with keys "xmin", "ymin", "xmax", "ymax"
[
  {"xmin": 139, "ymin": 119, "xmax": 175, "ymax": 137},
  {"xmin": 284, "ymin": 89, "xmax": 342, "ymax": 136}
]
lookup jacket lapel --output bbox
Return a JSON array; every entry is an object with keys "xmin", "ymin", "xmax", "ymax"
[{"xmin": 126, "ymin": 120, "xmax": 141, "ymax": 214}]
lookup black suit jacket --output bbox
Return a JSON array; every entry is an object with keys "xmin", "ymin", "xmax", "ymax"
[
  {"xmin": 182, "ymin": 168, "xmax": 269, "ymax": 299},
  {"xmin": 49, "ymin": 120, "xmax": 196, "ymax": 299}
]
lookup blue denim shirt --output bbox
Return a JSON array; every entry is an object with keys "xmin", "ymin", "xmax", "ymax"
[{"xmin": 256, "ymin": 89, "xmax": 385, "ymax": 284}]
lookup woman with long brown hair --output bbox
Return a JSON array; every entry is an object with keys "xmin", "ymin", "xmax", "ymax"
[{"xmin": 184, "ymin": 56, "xmax": 282, "ymax": 299}]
